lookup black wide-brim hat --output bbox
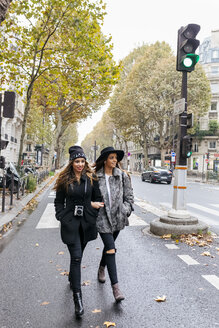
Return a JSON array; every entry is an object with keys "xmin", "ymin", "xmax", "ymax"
[{"xmin": 96, "ymin": 146, "xmax": 124, "ymax": 163}]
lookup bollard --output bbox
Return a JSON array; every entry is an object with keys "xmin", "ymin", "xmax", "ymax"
[
  {"xmin": 2, "ymin": 174, "xmax": 6, "ymax": 212},
  {"xmin": 17, "ymin": 180, "xmax": 20, "ymax": 199},
  {"xmin": 10, "ymin": 173, "xmax": 14, "ymax": 206},
  {"xmin": 22, "ymin": 179, "xmax": 25, "ymax": 196}
]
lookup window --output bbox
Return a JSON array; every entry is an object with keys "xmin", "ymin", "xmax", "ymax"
[
  {"xmin": 211, "ymin": 84, "xmax": 219, "ymax": 94},
  {"xmin": 209, "ymin": 141, "xmax": 216, "ymax": 149},
  {"xmin": 26, "ymin": 144, "xmax": 32, "ymax": 152},
  {"xmin": 211, "ymin": 66, "xmax": 219, "ymax": 74},
  {"xmin": 212, "ymin": 50, "xmax": 219, "ymax": 59},
  {"xmin": 194, "ymin": 143, "xmax": 198, "ymax": 152},
  {"xmin": 211, "ymin": 102, "xmax": 217, "ymax": 111}
]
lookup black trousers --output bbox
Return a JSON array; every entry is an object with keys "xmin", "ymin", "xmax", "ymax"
[
  {"xmin": 67, "ymin": 224, "xmax": 87, "ymax": 293},
  {"xmin": 99, "ymin": 231, "xmax": 120, "ymax": 285}
]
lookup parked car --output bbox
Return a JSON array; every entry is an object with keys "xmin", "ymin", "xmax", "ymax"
[
  {"xmin": 141, "ymin": 166, "xmax": 172, "ymax": 184},
  {"xmin": 0, "ymin": 162, "xmax": 21, "ymax": 192}
]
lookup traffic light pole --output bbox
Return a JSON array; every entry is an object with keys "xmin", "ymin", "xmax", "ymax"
[
  {"xmin": 169, "ymin": 71, "xmax": 190, "ymax": 218},
  {"xmin": 150, "ymin": 23, "xmax": 208, "ymax": 235}
]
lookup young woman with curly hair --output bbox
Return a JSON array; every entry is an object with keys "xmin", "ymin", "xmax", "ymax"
[{"xmin": 54, "ymin": 146, "xmax": 104, "ymax": 318}]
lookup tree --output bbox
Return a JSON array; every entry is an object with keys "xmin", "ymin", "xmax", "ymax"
[
  {"xmin": 81, "ymin": 111, "xmax": 115, "ymax": 162},
  {"xmin": 108, "ymin": 42, "xmax": 211, "ymax": 166},
  {"xmin": 0, "ymin": 0, "xmax": 119, "ymax": 170},
  {"xmin": 0, "ymin": 0, "xmax": 12, "ymax": 23}
]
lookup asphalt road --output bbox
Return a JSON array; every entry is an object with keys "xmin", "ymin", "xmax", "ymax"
[
  {"xmin": 132, "ymin": 175, "xmax": 219, "ymax": 235},
  {"xmin": 0, "ymin": 181, "xmax": 219, "ymax": 328}
]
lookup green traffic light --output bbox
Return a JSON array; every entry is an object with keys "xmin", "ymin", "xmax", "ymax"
[
  {"xmin": 182, "ymin": 53, "xmax": 199, "ymax": 68},
  {"xmin": 187, "ymin": 151, "xmax": 192, "ymax": 158}
]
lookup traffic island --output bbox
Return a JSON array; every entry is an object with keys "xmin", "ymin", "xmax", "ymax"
[
  {"xmin": 150, "ymin": 216, "xmax": 208, "ymax": 236},
  {"xmin": 150, "ymin": 165, "xmax": 208, "ymax": 236}
]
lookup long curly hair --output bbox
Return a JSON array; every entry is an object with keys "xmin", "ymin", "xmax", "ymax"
[{"xmin": 54, "ymin": 160, "xmax": 96, "ymax": 192}]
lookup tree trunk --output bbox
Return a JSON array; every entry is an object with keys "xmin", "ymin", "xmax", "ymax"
[
  {"xmin": 17, "ymin": 85, "xmax": 33, "ymax": 171},
  {"xmin": 0, "ymin": 0, "xmax": 12, "ymax": 23},
  {"xmin": 142, "ymin": 133, "xmax": 148, "ymax": 169},
  {"xmin": 160, "ymin": 148, "xmax": 166, "ymax": 167}
]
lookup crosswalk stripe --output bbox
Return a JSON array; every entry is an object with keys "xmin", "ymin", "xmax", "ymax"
[
  {"xmin": 158, "ymin": 202, "xmax": 219, "ymax": 226},
  {"xmin": 202, "ymin": 275, "xmax": 219, "ymax": 290},
  {"xmin": 187, "ymin": 203, "xmax": 219, "ymax": 217},
  {"xmin": 128, "ymin": 213, "xmax": 148, "ymax": 226},
  {"xmin": 165, "ymin": 244, "xmax": 179, "ymax": 249},
  {"xmin": 36, "ymin": 204, "xmax": 59, "ymax": 229},
  {"xmin": 210, "ymin": 204, "xmax": 219, "ymax": 208},
  {"xmin": 177, "ymin": 255, "xmax": 199, "ymax": 265}
]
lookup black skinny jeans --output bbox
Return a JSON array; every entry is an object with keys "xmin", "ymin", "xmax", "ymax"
[
  {"xmin": 67, "ymin": 224, "xmax": 87, "ymax": 293},
  {"xmin": 99, "ymin": 231, "xmax": 120, "ymax": 285}
]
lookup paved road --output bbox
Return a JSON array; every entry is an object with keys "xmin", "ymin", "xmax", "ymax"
[
  {"xmin": 0, "ymin": 182, "xmax": 219, "ymax": 328},
  {"xmin": 132, "ymin": 175, "xmax": 219, "ymax": 235}
]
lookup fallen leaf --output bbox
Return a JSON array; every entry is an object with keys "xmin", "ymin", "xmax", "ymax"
[
  {"xmin": 35, "ymin": 243, "xmax": 39, "ymax": 247},
  {"xmin": 82, "ymin": 265, "xmax": 86, "ymax": 269},
  {"xmin": 161, "ymin": 234, "xmax": 171, "ymax": 239},
  {"xmin": 82, "ymin": 280, "xmax": 91, "ymax": 286},
  {"xmin": 104, "ymin": 322, "xmax": 116, "ymax": 327},
  {"xmin": 40, "ymin": 301, "xmax": 50, "ymax": 306},
  {"xmin": 57, "ymin": 268, "xmax": 62, "ymax": 271},
  {"xmin": 201, "ymin": 251, "xmax": 211, "ymax": 257},
  {"xmin": 96, "ymin": 247, "xmax": 100, "ymax": 250},
  {"xmin": 60, "ymin": 271, "xmax": 69, "ymax": 276},
  {"xmin": 58, "ymin": 251, "xmax": 64, "ymax": 255},
  {"xmin": 92, "ymin": 309, "xmax": 101, "ymax": 313},
  {"xmin": 155, "ymin": 295, "xmax": 166, "ymax": 302},
  {"xmin": 49, "ymin": 260, "xmax": 53, "ymax": 263}
]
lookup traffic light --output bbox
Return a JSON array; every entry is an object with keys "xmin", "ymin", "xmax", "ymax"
[
  {"xmin": 206, "ymin": 152, "xmax": 210, "ymax": 159},
  {"xmin": 177, "ymin": 24, "xmax": 200, "ymax": 72},
  {"xmin": 181, "ymin": 135, "xmax": 193, "ymax": 158},
  {"xmin": 0, "ymin": 140, "xmax": 9, "ymax": 150},
  {"xmin": 0, "ymin": 156, "xmax": 5, "ymax": 168},
  {"xmin": 187, "ymin": 113, "xmax": 194, "ymax": 128},
  {"xmin": 3, "ymin": 91, "xmax": 15, "ymax": 118}
]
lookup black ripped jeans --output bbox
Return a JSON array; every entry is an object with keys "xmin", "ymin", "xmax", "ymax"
[
  {"xmin": 67, "ymin": 225, "xmax": 87, "ymax": 293},
  {"xmin": 99, "ymin": 231, "xmax": 120, "ymax": 285}
]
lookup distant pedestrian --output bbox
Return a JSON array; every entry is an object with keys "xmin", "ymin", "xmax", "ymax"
[
  {"xmin": 93, "ymin": 146, "xmax": 134, "ymax": 302},
  {"xmin": 54, "ymin": 146, "xmax": 104, "ymax": 318}
]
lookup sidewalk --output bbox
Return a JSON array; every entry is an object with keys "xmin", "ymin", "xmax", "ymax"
[{"xmin": 0, "ymin": 174, "xmax": 56, "ymax": 232}]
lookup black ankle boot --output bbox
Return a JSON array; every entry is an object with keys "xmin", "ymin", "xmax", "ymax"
[{"xmin": 73, "ymin": 290, "xmax": 84, "ymax": 318}]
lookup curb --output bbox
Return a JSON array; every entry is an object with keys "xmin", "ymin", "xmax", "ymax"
[{"xmin": 0, "ymin": 175, "xmax": 55, "ymax": 231}]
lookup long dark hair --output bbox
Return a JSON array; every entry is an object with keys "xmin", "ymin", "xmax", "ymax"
[
  {"xmin": 93, "ymin": 156, "xmax": 121, "ymax": 173},
  {"xmin": 54, "ymin": 160, "xmax": 96, "ymax": 192}
]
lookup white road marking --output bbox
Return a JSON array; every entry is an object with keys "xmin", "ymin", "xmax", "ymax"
[
  {"xmin": 48, "ymin": 191, "xmax": 56, "ymax": 198},
  {"xmin": 202, "ymin": 275, "xmax": 219, "ymax": 290},
  {"xmin": 177, "ymin": 255, "xmax": 199, "ymax": 265},
  {"xmin": 158, "ymin": 202, "xmax": 219, "ymax": 226},
  {"xmin": 36, "ymin": 204, "xmax": 59, "ymax": 229},
  {"xmin": 128, "ymin": 213, "xmax": 148, "ymax": 226},
  {"xmin": 187, "ymin": 203, "xmax": 219, "ymax": 217},
  {"xmin": 165, "ymin": 244, "xmax": 179, "ymax": 249},
  {"xmin": 211, "ymin": 204, "xmax": 219, "ymax": 208}
]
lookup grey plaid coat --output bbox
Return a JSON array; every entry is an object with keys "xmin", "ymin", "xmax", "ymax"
[{"xmin": 96, "ymin": 167, "xmax": 134, "ymax": 233}]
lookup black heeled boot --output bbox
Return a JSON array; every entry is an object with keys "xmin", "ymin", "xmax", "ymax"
[{"xmin": 73, "ymin": 290, "xmax": 84, "ymax": 318}]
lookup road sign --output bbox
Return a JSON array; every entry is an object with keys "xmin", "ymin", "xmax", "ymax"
[
  {"xmin": 174, "ymin": 98, "xmax": 185, "ymax": 115},
  {"xmin": 171, "ymin": 151, "xmax": 176, "ymax": 156}
]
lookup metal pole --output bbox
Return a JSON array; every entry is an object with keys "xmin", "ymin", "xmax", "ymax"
[
  {"xmin": 2, "ymin": 174, "xmax": 6, "ymax": 212},
  {"xmin": 169, "ymin": 71, "xmax": 189, "ymax": 218}
]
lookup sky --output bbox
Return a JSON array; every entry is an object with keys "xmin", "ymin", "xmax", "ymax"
[{"xmin": 77, "ymin": 0, "xmax": 219, "ymax": 145}]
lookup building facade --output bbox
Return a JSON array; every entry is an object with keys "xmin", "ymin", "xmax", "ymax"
[{"xmin": 188, "ymin": 29, "xmax": 219, "ymax": 174}]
